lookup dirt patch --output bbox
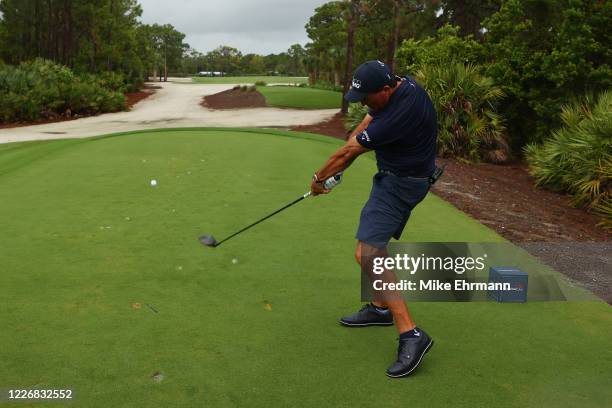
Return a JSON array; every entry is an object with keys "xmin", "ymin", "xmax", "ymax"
[
  {"xmin": 517, "ymin": 242, "xmax": 611, "ymax": 303},
  {"xmin": 126, "ymin": 84, "xmax": 158, "ymax": 109},
  {"xmin": 431, "ymin": 158, "xmax": 609, "ymax": 242},
  {"xmin": 201, "ymin": 87, "xmax": 267, "ymax": 109},
  {"xmin": 291, "ymin": 112, "xmax": 349, "ymax": 140},
  {"xmin": 0, "ymin": 84, "xmax": 157, "ymax": 129},
  {"xmin": 0, "ymin": 113, "xmax": 82, "ymax": 130}
]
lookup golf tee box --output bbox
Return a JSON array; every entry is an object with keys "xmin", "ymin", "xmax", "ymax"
[{"xmin": 488, "ymin": 266, "xmax": 528, "ymax": 303}]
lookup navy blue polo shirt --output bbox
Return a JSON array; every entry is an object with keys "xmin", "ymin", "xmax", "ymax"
[{"xmin": 356, "ymin": 77, "xmax": 437, "ymax": 177}]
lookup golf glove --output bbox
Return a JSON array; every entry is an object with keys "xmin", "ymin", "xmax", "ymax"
[{"xmin": 323, "ymin": 172, "xmax": 343, "ymax": 190}]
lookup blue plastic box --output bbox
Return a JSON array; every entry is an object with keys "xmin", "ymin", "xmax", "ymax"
[{"xmin": 488, "ymin": 266, "xmax": 528, "ymax": 303}]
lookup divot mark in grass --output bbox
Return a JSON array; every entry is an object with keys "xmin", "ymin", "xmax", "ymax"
[
  {"xmin": 131, "ymin": 303, "xmax": 142, "ymax": 310},
  {"xmin": 146, "ymin": 303, "xmax": 159, "ymax": 313},
  {"xmin": 151, "ymin": 371, "xmax": 164, "ymax": 383},
  {"xmin": 263, "ymin": 301, "xmax": 272, "ymax": 311}
]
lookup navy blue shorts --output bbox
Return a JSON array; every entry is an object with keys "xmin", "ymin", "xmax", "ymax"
[{"xmin": 356, "ymin": 171, "xmax": 431, "ymax": 248}]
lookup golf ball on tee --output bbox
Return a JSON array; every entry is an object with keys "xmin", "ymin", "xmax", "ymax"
[{"xmin": 150, "ymin": 179, "xmax": 157, "ymax": 186}]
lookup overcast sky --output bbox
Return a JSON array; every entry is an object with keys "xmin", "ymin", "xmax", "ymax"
[{"xmin": 138, "ymin": 0, "xmax": 329, "ymax": 55}]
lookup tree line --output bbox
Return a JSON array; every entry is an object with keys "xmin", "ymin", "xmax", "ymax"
[
  {"xmin": 0, "ymin": 0, "xmax": 189, "ymax": 88},
  {"xmin": 181, "ymin": 44, "xmax": 308, "ymax": 77},
  {"xmin": 0, "ymin": 0, "xmax": 310, "ymax": 83}
]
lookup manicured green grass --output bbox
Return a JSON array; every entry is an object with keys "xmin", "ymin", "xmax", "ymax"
[
  {"xmin": 0, "ymin": 129, "xmax": 610, "ymax": 408},
  {"xmin": 257, "ymin": 86, "xmax": 342, "ymax": 109},
  {"xmin": 191, "ymin": 76, "xmax": 307, "ymax": 84}
]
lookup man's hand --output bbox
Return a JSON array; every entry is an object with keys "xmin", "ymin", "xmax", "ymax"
[
  {"xmin": 310, "ymin": 178, "xmax": 329, "ymax": 196},
  {"xmin": 310, "ymin": 172, "xmax": 343, "ymax": 196}
]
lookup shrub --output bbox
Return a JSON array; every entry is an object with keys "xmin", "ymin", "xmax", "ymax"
[
  {"xmin": 415, "ymin": 63, "xmax": 509, "ymax": 163},
  {"xmin": 396, "ymin": 25, "xmax": 484, "ymax": 75},
  {"xmin": 254, "ymin": 81, "xmax": 267, "ymax": 86},
  {"xmin": 482, "ymin": 0, "xmax": 612, "ymax": 146},
  {"xmin": 0, "ymin": 59, "xmax": 126, "ymax": 122},
  {"xmin": 525, "ymin": 91, "xmax": 612, "ymax": 230},
  {"xmin": 344, "ymin": 103, "xmax": 368, "ymax": 133},
  {"xmin": 94, "ymin": 71, "xmax": 128, "ymax": 93}
]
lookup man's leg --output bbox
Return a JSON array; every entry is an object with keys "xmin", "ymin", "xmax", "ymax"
[
  {"xmin": 338, "ymin": 239, "xmax": 394, "ymax": 327},
  {"xmin": 350, "ymin": 240, "xmax": 434, "ymax": 378},
  {"xmin": 355, "ymin": 241, "xmax": 417, "ymax": 334}
]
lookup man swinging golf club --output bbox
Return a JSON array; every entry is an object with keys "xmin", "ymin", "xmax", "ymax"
[{"xmin": 310, "ymin": 60, "xmax": 440, "ymax": 378}]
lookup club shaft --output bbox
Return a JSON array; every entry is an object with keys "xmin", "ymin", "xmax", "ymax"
[{"xmin": 215, "ymin": 192, "xmax": 311, "ymax": 247}]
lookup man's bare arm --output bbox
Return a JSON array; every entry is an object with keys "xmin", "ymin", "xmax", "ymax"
[
  {"xmin": 316, "ymin": 113, "xmax": 372, "ymax": 179},
  {"xmin": 314, "ymin": 137, "xmax": 369, "ymax": 180},
  {"xmin": 310, "ymin": 116, "xmax": 371, "ymax": 195}
]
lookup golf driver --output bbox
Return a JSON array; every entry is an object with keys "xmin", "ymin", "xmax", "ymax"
[{"xmin": 199, "ymin": 172, "xmax": 343, "ymax": 248}]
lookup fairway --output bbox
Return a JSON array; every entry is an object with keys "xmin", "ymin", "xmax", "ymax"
[
  {"xmin": 257, "ymin": 86, "xmax": 342, "ymax": 109},
  {"xmin": 1, "ymin": 129, "xmax": 610, "ymax": 408},
  {"xmin": 192, "ymin": 76, "xmax": 307, "ymax": 84}
]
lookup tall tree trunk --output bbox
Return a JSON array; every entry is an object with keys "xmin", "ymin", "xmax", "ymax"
[
  {"xmin": 341, "ymin": 0, "xmax": 357, "ymax": 114},
  {"xmin": 315, "ymin": 52, "xmax": 322, "ymax": 83},
  {"xmin": 47, "ymin": 0, "xmax": 54, "ymax": 61},
  {"xmin": 62, "ymin": 0, "xmax": 69, "ymax": 65},
  {"xmin": 386, "ymin": 0, "xmax": 401, "ymax": 72},
  {"xmin": 34, "ymin": 0, "xmax": 41, "ymax": 57},
  {"xmin": 55, "ymin": 5, "xmax": 60, "ymax": 63},
  {"xmin": 164, "ymin": 42, "xmax": 168, "ymax": 81},
  {"xmin": 67, "ymin": 0, "xmax": 73, "ymax": 66},
  {"xmin": 107, "ymin": 0, "xmax": 115, "ymax": 70},
  {"xmin": 450, "ymin": 0, "xmax": 478, "ymax": 36}
]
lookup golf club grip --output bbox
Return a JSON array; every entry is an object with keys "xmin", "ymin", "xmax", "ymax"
[{"xmin": 216, "ymin": 193, "xmax": 309, "ymax": 246}]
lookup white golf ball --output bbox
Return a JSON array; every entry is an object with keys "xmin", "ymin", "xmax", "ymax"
[
  {"xmin": 150, "ymin": 179, "xmax": 157, "ymax": 186},
  {"xmin": 232, "ymin": 258, "xmax": 238, "ymax": 264}
]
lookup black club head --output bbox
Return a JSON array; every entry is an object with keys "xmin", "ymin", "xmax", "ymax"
[{"xmin": 199, "ymin": 234, "xmax": 218, "ymax": 248}]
